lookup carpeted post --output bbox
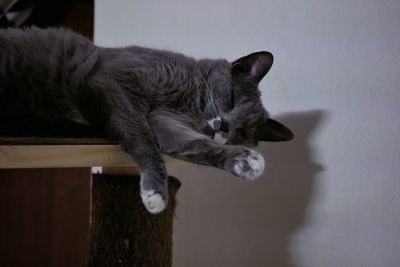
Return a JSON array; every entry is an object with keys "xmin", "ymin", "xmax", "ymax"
[{"xmin": 88, "ymin": 174, "xmax": 180, "ymax": 267}]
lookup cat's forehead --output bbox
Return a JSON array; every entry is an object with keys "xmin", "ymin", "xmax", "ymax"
[
  {"xmin": 228, "ymin": 98, "xmax": 266, "ymax": 120},
  {"xmin": 231, "ymin": 79, "xmax": 262, "ymax": 101},
  {"xmin": 197, "ymin": 59, "xmax": 231, "ymax": 76}
]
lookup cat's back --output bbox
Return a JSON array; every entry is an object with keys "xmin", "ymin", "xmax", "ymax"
[
  {"xmin": 0, "ymin": 27, "xmax": 99, "ymax": 136},
  {"xmin": 0, "ymin": 27, "xmax": 92, "ymax": 61},
  {"xmin": 0, "ymin": 27, "xmax": 65, "ymax": 51},
  {"xmin": 0, "ymin": 27, "xmax": 97, "ymax": 86},
  {"xmin": 0, "ymin": 27, "xmax": 53, "ymax": 72}
]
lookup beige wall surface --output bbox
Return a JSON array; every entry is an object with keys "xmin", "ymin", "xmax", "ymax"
[{"xmin": 95, "ymin": 1, "xmax": 400, "ymax": 266}]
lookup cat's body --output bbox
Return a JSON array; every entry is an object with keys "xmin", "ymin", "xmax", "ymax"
[{"xmin": 0, "ymin": 27, "xmax": 293, "ymax": 213}]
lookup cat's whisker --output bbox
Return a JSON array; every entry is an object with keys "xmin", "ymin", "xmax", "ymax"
[
  {"xmin": 200, "ymin": 66, "xmax": 214, "ymax": 102},
  {"xmin": 197, "ymin": 72, "xmax": 214, "ymax": 111},
  {"xmin": 197, "ymin": 67, "xmax": 219, "ymax": 116},
  {"xmin": 198, "ymin": 72, "xmax": 212, "ymax": 102}
]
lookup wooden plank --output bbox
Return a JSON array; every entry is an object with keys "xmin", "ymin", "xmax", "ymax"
[
  {"xmin": 0, "ymin": 145, "xmax": 183, "ymax": 169},
  {"xmin": 102, "ymin": 166, "xmax": 140, "ymax": 175}
]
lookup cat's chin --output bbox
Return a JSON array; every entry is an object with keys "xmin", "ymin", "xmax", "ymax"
[{"xmin": 225, "ymin": 149, "xmax": 265, "ymax": 181}]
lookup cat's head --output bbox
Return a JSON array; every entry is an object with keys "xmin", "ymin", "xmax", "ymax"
[{"xmin": 199, "ymin": 51, "xmax": 293, "ymax": 146}]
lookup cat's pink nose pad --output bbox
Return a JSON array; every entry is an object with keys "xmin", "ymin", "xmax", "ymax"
[{"xmin": 206, "ymin": 116, "xmax": 222, "ymax": 131}]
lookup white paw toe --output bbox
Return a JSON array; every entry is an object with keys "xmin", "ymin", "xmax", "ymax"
[
  {"xmin": 232, "ymin": 150, "xmax": 265, "ymax": 180},
  {"xmin": 140, "ymin": 189, "xmax": 166, "ymax": 214}
]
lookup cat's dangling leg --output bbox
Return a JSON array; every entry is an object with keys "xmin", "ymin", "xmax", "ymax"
[
  {"xmin": 117, "ymin": 121, "xmax": 169, "ymax": 214},
  {"xmin": 82, "ymin": 83, "xmax": 168, "ymax": 214},
  {"xmin": 112, "ymin": 115, "xmax": 169, "ymax": 214},
  {"xmin": 148, "ymin": 110, "xmax": 265, "ymax": 180}
]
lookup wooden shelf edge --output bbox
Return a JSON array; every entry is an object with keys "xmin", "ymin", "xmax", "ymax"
[{"xmin": 0, "ymin": 144, "xmax": 183, "ymax": 169}]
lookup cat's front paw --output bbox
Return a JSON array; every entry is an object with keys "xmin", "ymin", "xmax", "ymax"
[
  {"xmin": 140, "ymin": 172, "xmax": 168, "ymax": 214},
  {"xmin": 224, "ymin": 148, "xmax": 265, "ymax": 180},
  {"xmin": 140, "ymin": 189, "xmax": 167, "ymax": 214}
]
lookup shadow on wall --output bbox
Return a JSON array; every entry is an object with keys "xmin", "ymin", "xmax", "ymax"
[
  {"xmin": 253, "ymin": 109, "xmax": 327, "ymax": 266},
  {"xmin": 172, "ymin": 110, "xmax": 328, "ymax": 267}
]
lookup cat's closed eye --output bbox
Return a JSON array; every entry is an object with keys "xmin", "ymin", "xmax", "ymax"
[{"xmin": 236, "ymin": 128, "xmax": 248, "ymax": 140}]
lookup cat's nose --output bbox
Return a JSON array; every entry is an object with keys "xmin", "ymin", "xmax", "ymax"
[
  {"xmin": 207, "ymin": 116, "xmax": 222, "ymax": 131},
  {"xmin": 213, "ymin": 118, "xmax": 222, "ymax": 130}
]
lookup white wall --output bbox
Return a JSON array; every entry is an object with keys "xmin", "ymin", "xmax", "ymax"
[{"xmin": 95, "ymin": 1, "xmax": 400, "ymax": 266}]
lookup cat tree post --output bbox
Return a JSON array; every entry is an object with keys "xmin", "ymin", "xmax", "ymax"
[{"xmin": 88, "ymin": 169, "xmax": 181, "ymax": 267}]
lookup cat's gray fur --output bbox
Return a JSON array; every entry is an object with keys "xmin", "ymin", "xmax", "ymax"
[{"xmin": 0, "ymin": 27, "xmax": 293, "ymax": 213}]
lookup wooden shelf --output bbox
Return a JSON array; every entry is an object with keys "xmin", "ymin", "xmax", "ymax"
[{"xmin": 0, "ymin": 138, "xmax": 182, "ymax": 169}]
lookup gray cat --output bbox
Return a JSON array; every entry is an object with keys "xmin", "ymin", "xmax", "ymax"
[{"xmin": 0, "ymin": 27, "xmax": 293, "ymax": 213}]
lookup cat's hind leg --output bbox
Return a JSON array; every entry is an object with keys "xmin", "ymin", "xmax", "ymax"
[{"xmin": 148, "ymin": 110, "xmax": 265, "ymax": 180}]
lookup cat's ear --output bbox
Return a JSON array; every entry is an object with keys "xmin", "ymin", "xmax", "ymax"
[
  {"xmin": 232, "ymin": 51, "xmax": 274, "ymax": 83},
  {"xmin": 257, "ymin": 118, "xmax": 294, "ymax": 142}
]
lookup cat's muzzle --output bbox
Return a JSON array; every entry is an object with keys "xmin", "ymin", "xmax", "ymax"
[{"xmin": 213, "ymin": 131, "xmax": 228, "ymax": 145}]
